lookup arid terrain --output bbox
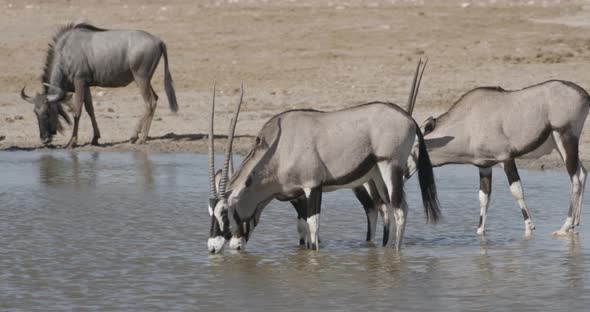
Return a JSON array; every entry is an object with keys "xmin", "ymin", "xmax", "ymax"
[{"xmin": 2, "ymin": 0, "xmax": 590, "ymax": 169}]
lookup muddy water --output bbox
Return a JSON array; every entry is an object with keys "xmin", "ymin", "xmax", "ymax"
[{"xmin": 1, "ymin": 151, "xmax": 589, "ymax": 311}]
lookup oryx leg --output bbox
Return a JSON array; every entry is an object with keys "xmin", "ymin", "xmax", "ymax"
[
  {"xmin": 304, "ymin": 187, "xmax": 322, "ymax": 250},
  {"xmin": 353, "ymin": 184, "xmax": 378, "ymax": 242},
  {"xmin": 503, "ymin": 159, "xmax": 535, "ymax": 236},
  {"xmin": 290, "ymin": 198, "xmax": 308, "ymax": 246},
  {"xmin": 371, "ymin": 172, "xmax": 395, "ymax": 247},
  {"xmin": 378, "ymin": 162, "xmax": 406, "ymax": 250},
  {"xmin": 83, "ymin": 87, "xmax": 100, "ymax": 146},
  {"xmin": 230, "ymin": 199, "xmax": 271, "ymax": 251},
  {"xmin": 552, "ymin": 131, "xmax": 586, "ymax": 236},
  {"xmin": 476, "ymin": 167, "xmax": 492, "ymax": 236},
  {"xmin": 65, "ymin": 80, "xmax": 87, "ymax": 149}
]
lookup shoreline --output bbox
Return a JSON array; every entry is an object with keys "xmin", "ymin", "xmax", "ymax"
[{"xmin": 0, "ymin": 136, "xmax": 570, "ymax": 172}]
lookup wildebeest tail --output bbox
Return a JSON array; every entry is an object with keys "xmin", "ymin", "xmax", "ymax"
[
  {"xmin": 415, "ymin": 126, "xmax": 441, "ymax": 222},
  {"xmin": 161, "ymin": 42, "xmax": 178, "ymax": 112}
]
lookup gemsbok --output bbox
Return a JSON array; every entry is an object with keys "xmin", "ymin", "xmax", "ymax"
[
  {"xmin": 405, "ymin": 80, "xmax": 589, "ymax": 237},
  {"xmin": 207, "ymin": 82, "xmax": 440, "ymax": 254},
  {"xmin": 20, "ymin": 23, "xmax": 178, "ymax": 148},
  {"xmin": 209, "ymin": 60, "xmax": 428, "ymax": 248}
]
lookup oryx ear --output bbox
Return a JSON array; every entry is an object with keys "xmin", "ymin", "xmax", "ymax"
[{"xmin": 423, "ymin": 116, "xmax": 436, "ymax": 135}]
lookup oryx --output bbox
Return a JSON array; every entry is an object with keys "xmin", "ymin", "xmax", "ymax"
[
  {"xmin": 207, "ymin": 61, "xmax": 428, "ymax": 250},
  {"xmin": 282, "ymin": 60, "xmax": 428, "ymax": 247},
  {"xmin": 20, "ymin": 23, "xmax": 178, "ymax": 148},
  {"xmin": 207, "ymin": 85, "xmax": 440, "ymax": 254},
  {"xmin": 406, "ymin": 80, "xmax": 589, "ymax": 236}
]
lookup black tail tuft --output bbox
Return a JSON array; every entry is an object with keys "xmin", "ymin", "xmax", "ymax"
[
  {"xmin": 161, "ymin": 42, "xmax": 178, "ymax": 113},
  {"xmin": 415, "ymin": 126, "xmax": 441, "ymax": 222}
]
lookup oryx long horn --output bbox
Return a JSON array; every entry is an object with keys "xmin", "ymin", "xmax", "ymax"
[
  {"xmin": 406, "ymin": 58, "xmax": 422, "ymax": 114},
  {"xmin": 208, "ymin": 83, "xmax": 218, "ymax": 201},
  {"xmin": 218, "ymin": 83, "xmax": 244, "ymax": 198},
  {"xmin": 409, "ymin": 57, "xmax": 428, "ymax": 116}
]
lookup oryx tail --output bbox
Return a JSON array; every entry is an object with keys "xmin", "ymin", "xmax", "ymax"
[{"xmin": 415, "ymin": 124, "xmax": 440, "ymax": 222}]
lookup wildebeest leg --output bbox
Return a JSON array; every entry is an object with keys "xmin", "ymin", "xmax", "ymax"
[
  {"xmin": 503, "ymin": 159, "xmax": 535, "ymax": 237},
  {"xmin": 132, "ymin": 78, "xmax": 158, "ymax": 144},
  {"xmin": 290, "ymin": 198, "xmax": 308, "ymax": 246},
  {"xmin": 552, "ymin": 131, "xmax": 586, "ymax": 235},
  {"xmin": 83, "ymin": 87, "xmax": 100, "ymax": 145},
  {"xmin": 353, "ymin": 184, "xmax": 377, "ymax": 242},
  {"xmin": 65, "ymin": 80, "xmax": 87, "ymax": 149},
  {"xmin": 476, "ymin": 167, "xmax": 492, "ymax": 236},
  {"xmin": 378, "ymin": 162, "xmax": 406, "ymax": 250},
  {"xmin": 304, "ymin": 187, "xmax": 322, "ymax": 250},
  {"xmin": 140, "ymin": 85, "xmax": 159, "ymax": 143}
]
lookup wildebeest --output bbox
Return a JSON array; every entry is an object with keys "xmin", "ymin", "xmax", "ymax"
[
  {"xmin": 20, "ymin": 23, "xmax": 178, "ymax": 148},
  {"xmin": 405, "ymin": 80, "xmax": 588, "ymax": 237},
  {"xmin": 207, "ymin": 86, "xmax": 440, "ymax": 254}
]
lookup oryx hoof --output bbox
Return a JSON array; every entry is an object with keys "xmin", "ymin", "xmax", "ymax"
[
  {"xmin": 299, "ymin": 239, "xmax": 306, "ymax": 246},
  {"xmin": 311, "ymin": 243, "xmax": 318, "ymax": 251},
  {"xmin": 135, "ymin": 138, "xmax": 147, "ymax": 145},
  {"xmin": 476, "ymin": 227, "xmax": 485, "ymax": 236},
  {"xmin": 229, "ymin": 236, "xmax": 246, "ymax": 251},
  {"xmin": 65, "ymin": 142, "xmax": 76, "ymax": 150},
  {"xmin": 552, "ymin": 230, "xmax": 574, "ymax": 237},
  {"xmin": 129, "ymin": 136, "xmax": 139, "ymax": 144},
  {"xmin": 91, "ymin": 138, "xmax": 100, "ymax": 146}
]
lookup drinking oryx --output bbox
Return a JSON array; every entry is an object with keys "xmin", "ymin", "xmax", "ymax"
[
  {"xmin": 207, "ymin": 61, "xmax": 428, "ymax": 251},
  {"xmin": 207, "ymin": 86, "xmax": 440, "ymax": 254},
  {"xmin": 20, "ymin": 23, "xmax": 178, "ymax": 148},
  {"xmin": 405, "ymin": 80, "xmax": 589, "ymax": 237}
]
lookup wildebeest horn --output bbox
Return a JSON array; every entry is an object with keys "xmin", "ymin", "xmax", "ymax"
[
  {"xmin": 218, "ymin": 83, "xmax": 244, "ymax": 198},
  {"xmin": 57, "ymin": 104, "xmax": 72, "ymax": 125},
  {"xmin": 209, "ymin": 83, "xmax": 218, "ymax": 201},
  {"xmin": 20, "ymin": 86, "xmax": 34, "ymax": 104},
  {"xmin": 407, "ymin": 58, "xmax": 428, "ymax": 116},
  {"xmin": 43, "ymin": 83, "xmax": 64, "ymax": 102}
]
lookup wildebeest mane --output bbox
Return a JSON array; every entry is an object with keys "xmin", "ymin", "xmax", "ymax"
[{"xmin": 41, "ymin": 22, "xmax": 107, "ymax": 92}]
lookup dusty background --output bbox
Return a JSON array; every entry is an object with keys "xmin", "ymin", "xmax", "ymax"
[{"xmin": 2, "ymin": 0, "xmax": 590, "ymax": 170}]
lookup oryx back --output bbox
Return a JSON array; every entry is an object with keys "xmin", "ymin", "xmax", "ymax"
[
  {"xmin": 429, "ymin": 80, "xmax": 590, "ymax": 165},
  {"xmin": 272, "ymin": 103, "xmax": 416, "ymax": 192}
]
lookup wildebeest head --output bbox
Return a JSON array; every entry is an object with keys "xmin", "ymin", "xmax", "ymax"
[{"xmin": 20, "ymin": 85, "xmax": 71, "ymax": 145}]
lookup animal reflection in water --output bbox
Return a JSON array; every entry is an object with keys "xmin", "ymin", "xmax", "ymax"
[{"xmin": 38, "ymin": 152, "xmax": 154, "ymax": 189}]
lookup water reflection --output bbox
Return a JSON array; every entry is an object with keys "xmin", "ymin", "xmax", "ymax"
[
  {"xmin": 38, "ymin": 152, "xmax": 155, "ymax": 190},
  {"xmin": 39, "ymin": 152, "xmax": 99, "ymax": 187},
  {"xmin": 133, "ymin": 151, "xmax": 154, "ymax": 190},
  {"xmin": 563, "ymin": 235, "xmax": 583, "ymax": 288},
  {"xmin": 1, "ymin": 153, "xmax": 589, "ymax": 311}
]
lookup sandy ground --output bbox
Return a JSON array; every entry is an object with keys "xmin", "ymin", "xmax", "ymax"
[{"xmin": 2, "ymin": 0, "xmax": 590, "ymax": 170}]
